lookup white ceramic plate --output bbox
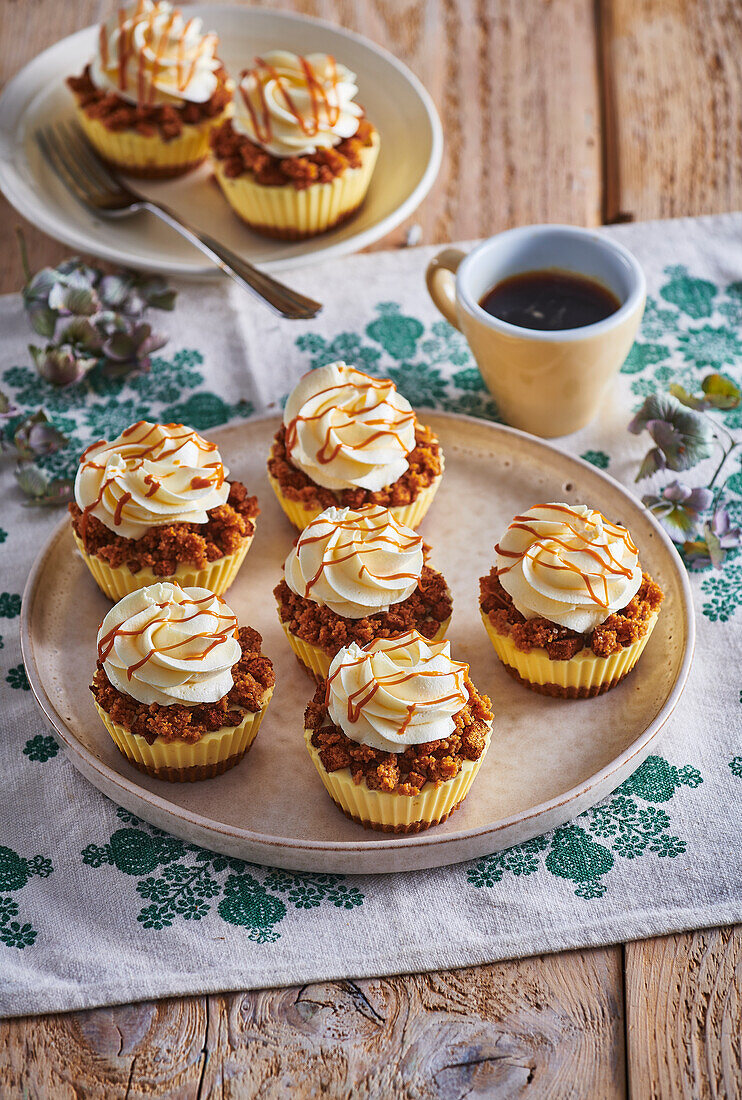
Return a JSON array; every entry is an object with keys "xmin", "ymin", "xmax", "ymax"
[
  {"xmin": 0, "ymin": 6, "xmax": 442, "ymax": 275},
  {"xmin": 21, "ymin": 414, "xmax": 694, "ymax": 874}
]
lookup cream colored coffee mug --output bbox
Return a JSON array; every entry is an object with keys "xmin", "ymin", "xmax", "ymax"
[{"xmin": 426, "ymin": 225, "xmax": 646, "ymax": 437}]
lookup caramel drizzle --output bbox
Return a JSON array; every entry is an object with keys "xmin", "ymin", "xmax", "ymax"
[
  {"xmin": 285, "ymin": 372, "xmax": 415, "ymax": 469},
  {"xmin": 98, "ymin": 590, "xmax": 237, "ymax": 681},
  {"xmin": 326, "ymin": 631, "xmax": 468, "ymax": 737},
  {"xmin": 297, "ymin": 508, "xmax": 423, "ymax": 598},
  {"xmin": 240, "ymin": 54, "xmax": 341, "ymax": 145},
  {"xmin": 106, "ymin": 2, "xmax": 212, "ymax": 105},
  {"xmin": 79, "ymin": 422, "xmax": 224, "ymax": 530},
  {"xmin": 495, "ymin": 502, "xmax": 638, "ymax": 608}
]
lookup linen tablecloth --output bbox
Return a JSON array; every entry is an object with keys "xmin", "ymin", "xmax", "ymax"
[{"xmin": 1, "ymin": 213, "xmax": 741, "ymax": 1017}]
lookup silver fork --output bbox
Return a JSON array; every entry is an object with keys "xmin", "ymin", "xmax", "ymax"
[{"xmin": 36, "ymin": 121, "xmax": 322, "ymax": 320}]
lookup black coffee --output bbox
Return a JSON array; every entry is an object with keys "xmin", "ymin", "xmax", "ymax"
[{"xmin": 479, "ymin": 269, "xmax": 621, "ymax": 331}]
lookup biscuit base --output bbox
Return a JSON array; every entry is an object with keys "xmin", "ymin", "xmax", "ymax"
[
  {"xmin": 480, "ymin": 609, "xmax": 660, "ymax": 697},
  {"xmin": 280, "ymin": 614, "xmax": 452, "ymax": 681},
  {"xmin": 267, "ymin": 469, "xmax": 443, "ymax": 533},
  {"xmin": 73, "ymin": 103, "xmax": 232, "ymax": 178},
  {"xmin": 213, "ymin": 132, "xmax": 379, "ymax": 238},
  {"xmin": 304, "ymin": 726, "xmax": 491, "ymax": 833},
  {"xmin": 72, "ymin": 528, "xmax": 254, "ymax": 601},
  {"xmin": 93, "ymin": 688, "xmax": 272, "ymax": 782}
]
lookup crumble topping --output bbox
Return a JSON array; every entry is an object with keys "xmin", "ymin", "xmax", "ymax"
[
  {"xmin": 210, "ymin": 117, "xmax": 376, "ymax": 189},
  {"xmin": 91, "ymin": 626, "xmax": 275, "ymax": 744},
  {"xmin": 268, "ymin": 423, "xmax": 442, "ymax": 512},
  {"xmin": 305, "ymin": 676, "xmax": 492, "ymax": 796},
  {"xmin": 70, "ymin": 480, "xmax": 259, "ymax": 574},
  {"xmin": 67, "ymin": 65, "xmax": 232, "ymax": 140},
  {"xmin": 479, "ymin": 570, "xmax": 664, "ymax": 659},
  {"xmin": 275, "ymin": 561, "xmax": 452, "ymax": 656}
]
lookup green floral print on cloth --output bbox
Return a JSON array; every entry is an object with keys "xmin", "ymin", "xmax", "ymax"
[
  {"xmin": 467, "ymin": 757, "xmax": 703, "ymax": 899},
  {"xmin": 81, "ymin": 809, "xmax": 364, "ymax": 941},
  {"xmin": 0, "ymin": 594, "xmax": 21, "ymax": 619},
  {"xmin": 1, "ymin": 220, "xmax": 741, "ymax": 1017},
  {"xmin": 6, "ymin": 664, "xmax": 29, "ymax": 691},
  {"xmin": 1, "ymin": 348, "xmax": 251, "ymax": 483},
  {"xmin": 294, "ymin": 302, "xmax": 500, "ymax": 422},
  {"xmin": 0, "ymin": 845, "xmax": 53, "ymax": 949},
  {"xmin": 622, "ymin": 266, "xmax": 742, "ymax": 413},
  {"xmin": 23, "ymin": 735, "xmax": 60, "ymax": 763}
]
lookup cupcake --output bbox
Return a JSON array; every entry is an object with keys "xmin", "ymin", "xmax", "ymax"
[
  {"xmin": 275, "ymin": 504, "xmax": 453, "ymax": 679},
  {"xmin": 304, "ymin": 630, "xmax": 493, "ymax": 832},
  {"xmin": 210, "ymin": 50, "xmax": 379, "ymax": 238},
  {"xmin": 479, "ymin": 502, "xmax": 664, "ymax": 697},
  {"xmin": 91, "ymin": 582, "xmax": 275, "ymax": 781},
  {"xmin": 267, "ymin": 361, "xmax": 444, "ymax": 531},
  {"xmin": 67, "ymin": 1, "xmax": 233, "ymax": 178},
  {"xmin": 70, "ymin": 421, "xmax": 258, "ymax": 601}
]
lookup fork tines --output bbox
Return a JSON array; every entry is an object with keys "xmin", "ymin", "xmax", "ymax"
[{"xmin": 36, "ymin": 123, "xmax": 133, "ymax": 210}]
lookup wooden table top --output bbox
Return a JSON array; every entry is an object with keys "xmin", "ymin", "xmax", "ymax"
[{"xmin": 1, "ymin": 2, "xmax": 740, "ymax": 1096}]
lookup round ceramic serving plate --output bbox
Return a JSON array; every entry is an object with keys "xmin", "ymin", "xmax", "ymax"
[
  {"xmin": 0, "ymin": 7, "xmax": 442, "ymax": 275},
  {"xmin": 21, "ymin": 414, "xmax": 694, "ymax": 874}
]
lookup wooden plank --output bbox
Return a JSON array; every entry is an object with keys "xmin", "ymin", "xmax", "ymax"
[
  {"xmin": 0, "ymin": 0, "xmax": 602, "ymax": 292},
  {"xmin": 599, "ymin": 0, "xmax": 742, "ymax": 221},
  {"xmin": 0, "ymin": 949, "xmax": 625, "ymax": 1098},
  {"xmin": 0, "ymin": 0, "xmax": 103, "ymax": 293},
  {"xmin": 0, "ymin": 3, "xmax": 615, "ymax": 1096},
  {"xmin": 625, "ymin": 927, "xmax": 742, "ymax": 1100},
  {"xmin": 0, "ymin": 997, "xmax": 209, "ymax": 1098},
  {"xmin": 247, "ymin": 0, "xmax": 603, "ymax": 243}
]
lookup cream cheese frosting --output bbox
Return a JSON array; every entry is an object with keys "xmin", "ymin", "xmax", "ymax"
[
  {"xmin": 233, "ymin": 51, "xmax": 362, "ymax": 157},
  {"xmin": 75, "ymin": 421, "xmax": 230, "ymax": 540},
  {"xmin": 284, "ymin": 505, "xmax": 424, "ymax": 618},
  {"xmin": 91, "ymin": 0, "xmax": 221, "ymax": 107},
  {"xmin": 97, "ymin": 582, "xmax": 241, "ymax": 706},
  {"xmin": 495, "ymin": 502, "xmax": 642, "ymax": 633},
  {"xmin": 283, "ymin": 362, "xmax": 417, "ymax": 492},
  {"xmin": 326, "ymin": 630, "xmax": 470, "ymax": 753}
]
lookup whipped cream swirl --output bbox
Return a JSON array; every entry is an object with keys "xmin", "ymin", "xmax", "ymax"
[
  {"xmin": 326, "ymin": 631, "xmax": 469, "ymax": 753},
  {"xmin": 233, "ymin": 51, "xmax": 362, "ymax": 157},
  {"xmin": 495, "ymin": 502, "xmax": 642, "ymax": 633},
  {"xmin": 97, "ymin": 582, "xmax": 241, "ymax": 707},
  {"xmin": 284, "ymin": 505, "xmax": 424, "ymax": 618},
  {"xmin": 91, "ymin": 1, "xmax": 221, "ymax": 107},
  {"xmin": 75, "ymin": 421, "xmax": 230, "ymax": 540},
  {"xmin": 283, "ymin": 362, "xmax": 417, "ymax": 492}
]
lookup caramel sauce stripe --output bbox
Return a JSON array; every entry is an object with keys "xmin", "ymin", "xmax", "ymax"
[
  {"xmin": 325, "ymin": 632, "xmax": 469, "ymax": 730},
  {"xmin": 285, "ymin": 376, "xmax": 415, "ymax": 468},
  {"xmin": 241, "ymin": 54, "xmax": 341, "ymax": 145},
  {"xmin": 495, "ymin": 504, "xmax": 636, "ymax": 609},
  {"xmin": 98, "ymin": 593, "xmax": 238, "ymax": 680},
  {"xmin": 79, "ymin": 423, "xmax": 225, "ymax": 530},
  {"xmin": 297, "ymin": 515, "xmax": 423, "ymax": 597}
]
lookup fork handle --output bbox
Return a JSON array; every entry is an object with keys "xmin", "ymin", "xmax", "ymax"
[{"xmin": 141, "ymin": 200, "xmax": 322, "ymax": 320}]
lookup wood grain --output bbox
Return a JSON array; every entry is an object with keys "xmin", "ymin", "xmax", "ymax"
[
  {"xmin": 0, "ymin": 0, "xmax": 104, "ymax": 291},
  {"xmin": 625, "ymin": 927, "xmax": 742, "ymax": 1100},
  {"xmin": 600, "ymin": 0, "xmax": 742, "ymax": 221},
  {"xmin": 0, "ymin": 0, "xmax": 601, "ymax": 292},
  {"xmin": 0, "ymin": 3, "xmax": 741, "ymax": 1098},
  {"xmin": 0, "ymin": 950, "xmax": 625, "ymax": 1098}
]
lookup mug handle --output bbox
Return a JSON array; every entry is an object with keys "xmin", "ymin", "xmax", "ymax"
[{"xmin": 425, "ymin": 248, "xmax": 467, "ymax": 330}]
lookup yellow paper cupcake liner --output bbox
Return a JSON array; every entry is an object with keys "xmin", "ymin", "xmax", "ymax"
[
  {"xmin": 93, "ymin": 688, "xmax": 272, "ymax": 782},
  {"xmin": 72, "ymin": 528, "xmax": 254, "ymax": 601},
  {"xmin": 267, "ymin": 471, "xmax": 443, "ymax": 533},
  {"xmin": 304, "ymin": 726, "xmax": 491, "ymax": 833},
  {"xmin": 74, "ymin": 102, "xmax": 232, "ymax": 176},
  {"xmin": 213, "ymin": 132, "xmax": 380, "ymax": 238},
  {"xmin": 480, "ymin": 610, "xmax": 660, "ymax": 697},
  {"xmin": 281, "ymin": 615, "xmax": 453, "ymax": 680}
]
